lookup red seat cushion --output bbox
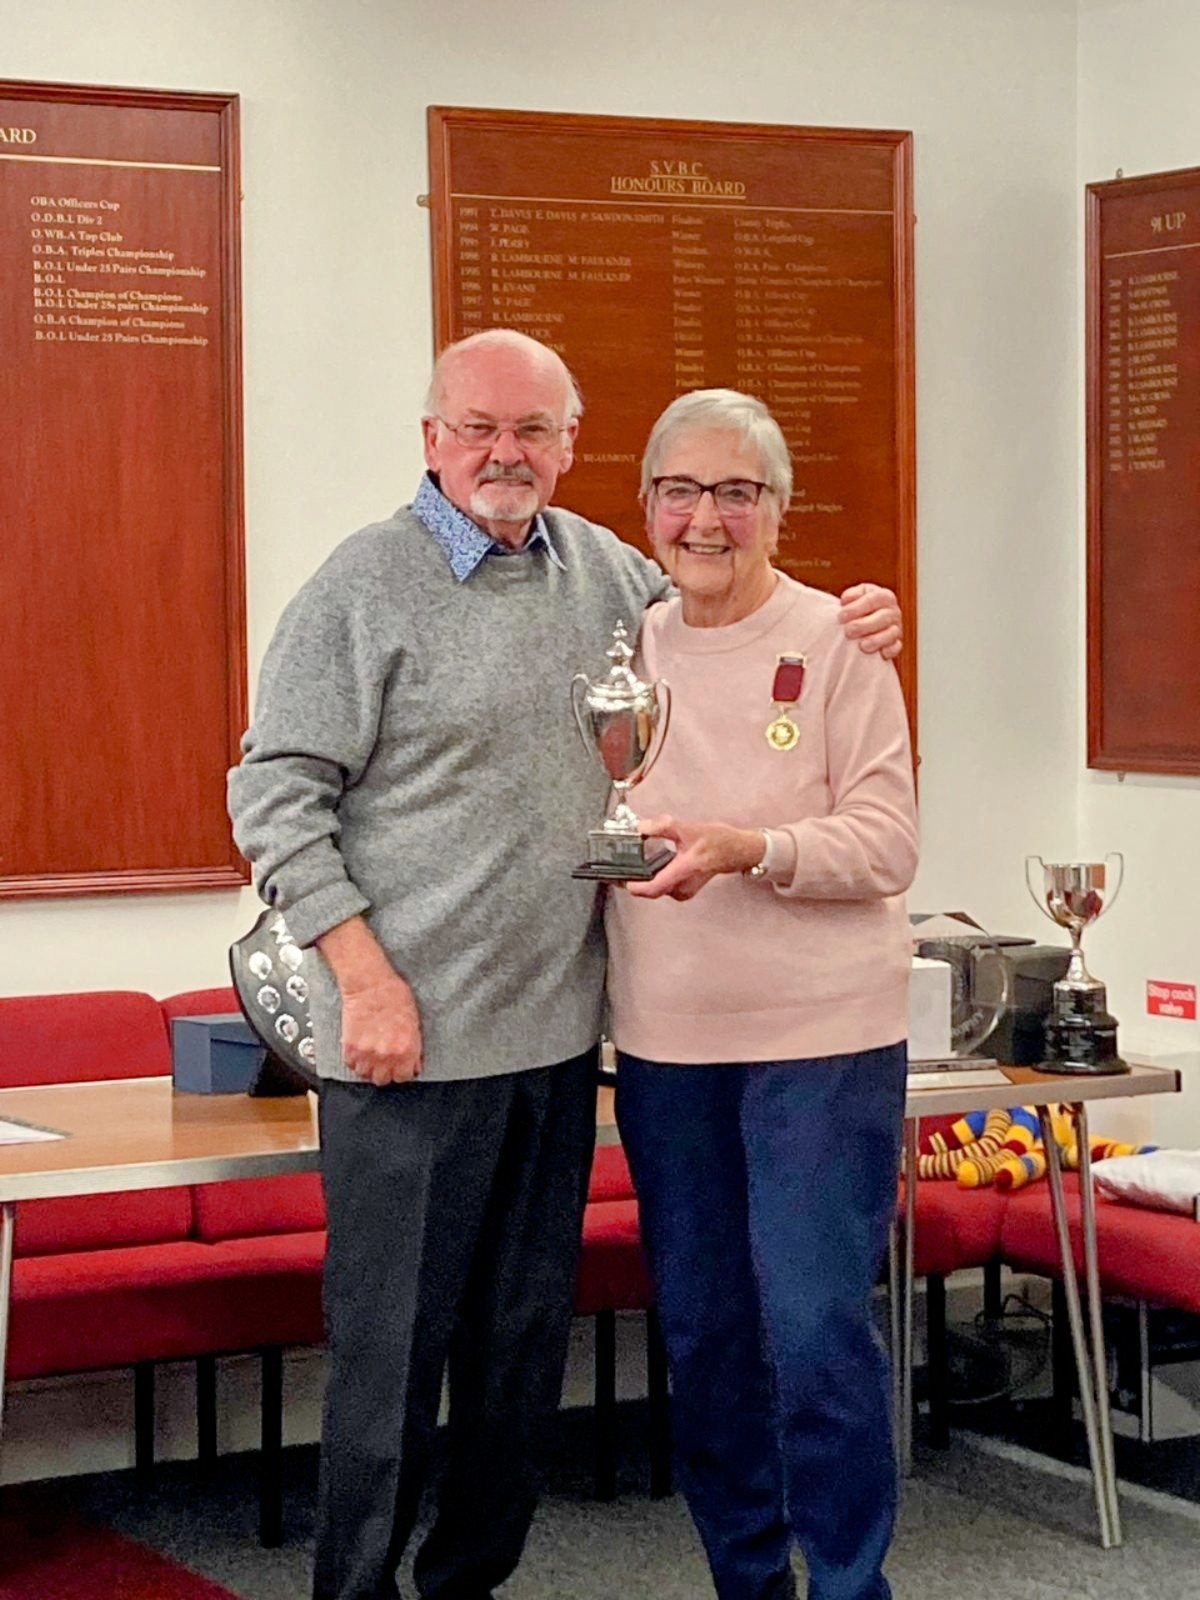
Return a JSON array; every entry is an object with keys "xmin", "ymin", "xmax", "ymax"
[
  {"xmin": 0, "ymin": 991, "xmax": 170, "ymax": 1086},
  {"xmin": 8, "ymin": 1234, "xmax": 327, "ymax": 1379},
  {"xmin": 574, "ymin": 1199, "xmax": 653, "ymax": 1316},
  {"xmin": 14, "ymin": 1190, "xmax": 194, "ymax": 1258},
  {"xmin": 1000, "ymin": 1183, "xmax": 1200, "ymax": 1313},
  {"xmin": 897, "ymin": 1180, "xmax": 1006, "ymax": 1279},
  {"xmin": 588, "ymin": 1143, "xmax": 635, "ymax": 1203},
  {"xmin": 926, "ymin": 1181, "xmax": 1006, "ymax": 1272},
  {"xmin": 160, "ymin": 987, "xmax": 239, "ymax": 1021},
  {"xmin": 898, "ymin": 1179, "xmax": 957, "ymax": 1278},
  {"xmin": 191, "ymin": 1173, "xmax": 326, "ymax": 1241}
]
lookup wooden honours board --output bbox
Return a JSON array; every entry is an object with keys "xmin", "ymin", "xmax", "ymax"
[
  {"xmin": 1087, "ymin": 167, "xmax": 1200, "ymax": 774},
  {"xmin": 0, "ymin": 80, "xmax": 247, "ymax": 897},
  {"xmin": 428, "ymin": 107, "xmax": 916, "ymax": 724}
]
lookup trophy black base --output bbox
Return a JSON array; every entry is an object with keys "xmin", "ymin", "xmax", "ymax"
[
  {"xmin": 1032, "ymin": 989, "xmax": 1129, "ymax": 1075},
  {"xmin": 572, "ymin": 845, "xmax": 674, "ymax": 882},
  {"xmin": 1032, "ymin": 1054, "xmax": 1130, "ymax": 1076}
]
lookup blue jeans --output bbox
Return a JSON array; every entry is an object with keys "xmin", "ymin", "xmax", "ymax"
[{"xmin": 616, "ymin": 1044, "xmax": 906, "ymax": 1600}]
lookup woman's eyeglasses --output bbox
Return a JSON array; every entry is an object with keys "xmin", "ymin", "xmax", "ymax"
[{"xmin": 651, "ymin": 477, "xmax": 769, "ymax": 514}]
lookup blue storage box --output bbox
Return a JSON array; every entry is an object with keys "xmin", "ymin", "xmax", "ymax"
[{"xmin": 172, "ymin": 1013, "xmax": 266, "ymax": 1094}]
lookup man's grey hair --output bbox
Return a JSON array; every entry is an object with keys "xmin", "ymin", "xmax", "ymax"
[
  {"xmin": 640, "ymin": 388, "xmax": 793, "ymax": 509},
  {"xmin": 422, "ymin": 328, "xmax": 584, "ymax": 422}
]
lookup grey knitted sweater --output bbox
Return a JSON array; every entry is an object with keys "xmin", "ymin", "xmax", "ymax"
[{"xmin": 228, "ymin": 502, "xmax": 669, "ymax": 1082}]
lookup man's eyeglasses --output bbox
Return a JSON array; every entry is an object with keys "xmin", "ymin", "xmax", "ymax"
[
  {"xmin": 651, "ymin": 477, "xmax": 770, "ymax": 514},
  {"xmin": 436, "ymin": 416, "xmax": 567, "ymax": 450}
]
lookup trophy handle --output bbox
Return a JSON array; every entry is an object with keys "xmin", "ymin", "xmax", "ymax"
[
  {"xmin": 1099, "ymin": 850, "xmax": 1125, "ymax": 918},
  {"xmin": 1024, "ymin": 854, "xmax": 1049, "ymax": 920},
  {"xmin": 570, "ymin": 674, "xmax": 608, "ymax": 783},
  {"xmin": 637, "ymin": 679, "xmax": 672, "ymax": 787}
]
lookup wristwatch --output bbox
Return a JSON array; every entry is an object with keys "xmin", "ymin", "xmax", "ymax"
[{"xmin": 746, "ymin": 829, "xmax": 772, "ymax": 880}]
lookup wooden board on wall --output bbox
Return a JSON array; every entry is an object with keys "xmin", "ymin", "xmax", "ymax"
[
  {"xmin": 427, "ymin": 106, "xmax": 917, "ymax": 734},
  {"xmin": 1087, "ymin": 166, "xmax": 1200, "ymax": 774},
  {"xmin": 0, "ymin": 80, "xmax": 247, "ymax": 897}
]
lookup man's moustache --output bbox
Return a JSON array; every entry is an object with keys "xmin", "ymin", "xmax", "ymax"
[{"xmin": 476, "ymin": 468, "xmax": 536, "ymax": 486}]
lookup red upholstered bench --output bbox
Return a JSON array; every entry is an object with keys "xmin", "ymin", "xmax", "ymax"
[
  {"xmin": 997, "ymin": 1174, "xmax": 1200, "ymax": 1436},
  {"xmin": 1000, "ymin": 1176, "xmax": 1200, "ymax": 1310},
  {"xmin": 0, "ymin": 987, "xmax": 326, "ymax": 1545},
  {"xmin": 0, "ymin": 990, "xmax": 196, "ymax": 1472}
]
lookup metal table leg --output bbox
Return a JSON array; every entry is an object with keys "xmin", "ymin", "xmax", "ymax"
[
  {"xmin": 901, "ymin": 1116, "xmax": 918, "ymax": 1472},
  {"xmin": 0, "ymin": 1203, "xmax": 13, "ymax": 1451},
  {"xmin": 1074, "ymin": 1102, "xmax": 1122, "ymax": 1544},
  {"xmin": 888, "ymin": 1117, "xmax": 918, "ymax": 1476},
  {"xmin": 1038, "ymin": 1107, "xmax": 1117, "ymax": 1548}
]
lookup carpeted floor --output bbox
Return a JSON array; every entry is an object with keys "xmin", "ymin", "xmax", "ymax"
[
  {"xmin": 14, "ymin": 1410, "xmax": 1199, "ymax": 1600},
  {"xmin": 0, "ymin": 1498, "xmax": 241, "ymax": 1599}
]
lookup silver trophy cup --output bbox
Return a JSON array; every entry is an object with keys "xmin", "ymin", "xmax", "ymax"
[
  {"xmin": 1024, "ymin": 854, "xmax": 1128, "ymax": 1075},
  {"xmin": 571, "ymin": 620, "xmax": 672, "ymax": 880}
]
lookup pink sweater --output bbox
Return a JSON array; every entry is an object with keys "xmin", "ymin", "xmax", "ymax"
[{"xmin": 605, "ymin": 573, "xmax": 918, "ymax": 1064}]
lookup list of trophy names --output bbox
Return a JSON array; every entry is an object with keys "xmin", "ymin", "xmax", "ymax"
[
  {"xmin": 1088, "ymin": 173, "xmax": 1200, "ymax": 771},
  {"xmin": 1103, "ymin": 261, "xmax": 1183, "ymax": 475},
  {"xmin": 454, "ymin": 196, "xmax": 883, "ymax": 494},
  {"xmin": 431, "ymin": 114, "xmax": 911, "ymax": 607},
  {"xmin": 27, "ymin": 188, "xmax": 213, "ymax": 350}
]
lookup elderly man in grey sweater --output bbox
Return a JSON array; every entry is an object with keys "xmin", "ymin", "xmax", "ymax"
[{"xmin": 228, "ymin": 329, "xmax": 902, "ymax": 1600}]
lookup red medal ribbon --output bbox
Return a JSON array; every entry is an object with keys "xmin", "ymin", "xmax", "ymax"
[{"xmin": 771, "ymin": 656, "xmax": 806, "ymax": 705}]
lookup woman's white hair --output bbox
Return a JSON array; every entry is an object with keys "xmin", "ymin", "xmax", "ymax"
[
  {"xmin": 640, "ymin": 388, "xmax": 792, "ymax": 509},
  {"xmin": 422, "ymin": 328, "xmax": 584, "ymax": 421}
]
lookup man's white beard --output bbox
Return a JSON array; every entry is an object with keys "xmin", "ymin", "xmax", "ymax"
[{"xmin": 471, "ymin": 480, "xmax": 539, "ymax": 525}]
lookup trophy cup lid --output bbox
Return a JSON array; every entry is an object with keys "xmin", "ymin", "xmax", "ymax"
[{"xmin": 579, "ymin": 621, "xmax": 655, "ymax": 714}]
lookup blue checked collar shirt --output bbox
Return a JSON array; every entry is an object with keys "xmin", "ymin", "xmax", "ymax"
[{"xmin": 412, "ymin": 472, "xmax": 566, "ymax": 582}]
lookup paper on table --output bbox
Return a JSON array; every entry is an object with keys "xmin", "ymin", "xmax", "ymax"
[
  {"xmin": 907, "ymin": 1069, "xmax": 1011, "ymax": 1091},
  {"xmin": 0, "ymin": 1117, "xmax": 65, "ymax": 1145}
]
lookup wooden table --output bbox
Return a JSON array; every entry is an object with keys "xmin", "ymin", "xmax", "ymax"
[
  {"xmin": 896, "ymin": 1058, "xmax": 1180, "ymax": 1549},
  {"xmin": 0, "ymin": 1077, "xmax": 322, "ymax": 1452}
]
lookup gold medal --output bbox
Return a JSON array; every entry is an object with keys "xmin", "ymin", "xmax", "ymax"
[
  {"xmin": 765, "ymin": 713, "xmax": 800, "ymax": 751},
  {"xmin": 765, "ymin": 654, "xmax": 806, "ymax": 751}
]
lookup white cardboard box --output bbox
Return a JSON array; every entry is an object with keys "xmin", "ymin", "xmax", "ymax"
[{"xmin": 908, "ymin": 956, "xmax": 953, "ymax": 1060}]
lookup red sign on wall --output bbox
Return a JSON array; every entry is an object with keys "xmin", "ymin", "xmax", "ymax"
[{"xmin": 1146, "ymin": 981, "xmax": 1198, "ymax": 1020}]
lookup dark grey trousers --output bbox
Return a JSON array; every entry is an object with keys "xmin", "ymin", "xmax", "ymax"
[{"xmin": 312, "ymin": 1049, "xmax": 598, "ymax": 1600}]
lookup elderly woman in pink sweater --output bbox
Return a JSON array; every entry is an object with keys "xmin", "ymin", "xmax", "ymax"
[{"xmin": 605, "ymin": 389, "xmax": 918, "ymax": 1600}]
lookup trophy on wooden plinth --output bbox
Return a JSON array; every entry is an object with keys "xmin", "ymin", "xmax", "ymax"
[
  {"xmin": 570, "ymin": 621, "xmax": 672, "ymax": 881},
  {"xmin": 1025, "ymin": 855, "xmax": 1128, "ymax": 1075}
]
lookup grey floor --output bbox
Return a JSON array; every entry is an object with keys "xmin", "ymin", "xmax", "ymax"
[{"xmin": 51, "ymin": 1411, "xmax": 1200, "ymax": 1600}]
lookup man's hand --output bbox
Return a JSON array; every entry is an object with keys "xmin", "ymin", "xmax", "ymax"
[
  {"xmin": 623, "ymin": 815, "xmax": 761, "ymax": 902},
  {"xmin": 339, "ymin": 971, "xmax": 423, "ymax": 1085},
  {"xmin": 838, "ymin": 583, "xmax": 902, "ymax": 660},
  {"xmin": 317, "ymin": 915, "xmax": 423, "ymax": 1084}
]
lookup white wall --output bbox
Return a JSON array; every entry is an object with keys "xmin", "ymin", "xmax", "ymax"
[
  {"xmin": 1074, "ymin": 0, "xmax": 1200, "ymax": 1141},
  {"xmin": 2, "ymin": 0, "xmax": 1081, "ymax": 996}
]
